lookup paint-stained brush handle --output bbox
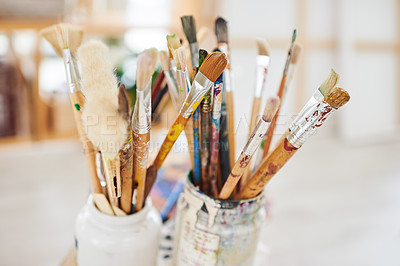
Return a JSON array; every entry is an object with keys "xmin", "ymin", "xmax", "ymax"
[
  {"xmin": 153, "ymin": 114, "xmax": 190, "ymax": 170},
  {"xmin": 239, "ymin": 131, "xmax": 297, "ymax": 199},
  {"xmin": 134, "ymin": 131, "xmax": 151, "ymax": 211},
  {"xmin": 119, "ymin": 135, "xmax": 134, "ymax": 214}
]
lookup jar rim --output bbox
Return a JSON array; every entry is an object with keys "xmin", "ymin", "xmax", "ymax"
[
  {"xmin": 87, "ymin": 195, "xmax": 153, "ymax": 224},
  {"xmin": 186, "ymin": 172, "xmax": 264, "ymax": 210}
]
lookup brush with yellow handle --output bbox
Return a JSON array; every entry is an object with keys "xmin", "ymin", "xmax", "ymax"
[
  {"xmin": 239, "ymin": 70, "xmax": 350, "ymax": 199},
  {"xmin": 40, "ymin": 24, "xmax": 114, "ymax": 215},
  {"xmin": 145, "ymin": 52, "xmax": 228, "ymax": 196}
]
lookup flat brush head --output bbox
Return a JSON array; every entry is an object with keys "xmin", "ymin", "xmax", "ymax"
[
  {"xmin": 173, "ymin": 47, "xmax": 187, "ymax": 72},
  {"xmin": 256, "ymin": 38, "xmax": 270, "ymax": 56},
  {"xmin": 78, "ymin": 40, "xmax": 128, "ymax": 159},
  {"xmin": 215, "ymin": 17, "xmax": 228, "ymax": 44},
  {"xmin": 40, "ymin": 23, "xmax": 83, "ymax": 56},
  {"xmin": 291, "ymin": 43, "xmax": 303, "ymax": 64},
  {"xmin": 181, "ymin": 15, "xmax": 197, "ymax": 44},
  {"xmin": 319, "ymin": 69, "xmax": 339, "ymax": 97},
  {"xmin": 262, "ymin": 96, "xmax": 280, "ymax": 122},
  {"xmin": 325, "ymin": 87, "xmax": 350, "ymax": 109},
  {"xmin": 159, "ymin": 50, "xmax": 171, "ymax": 72},
  {"xmin": 136, "ymin": 48, "xmax": 159, "ymax": 90},
  {"xmin": 199, "ymin": 52, "xmax": 227, "ymax": 82},
  {"xmin": 166, "ymin": 34, "xmax": 181, "ymax": 59}
]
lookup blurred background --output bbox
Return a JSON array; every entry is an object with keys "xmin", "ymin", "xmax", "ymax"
[{"xmin": 0, "ymin": 0, "xmax": 399, "ymax": 265}]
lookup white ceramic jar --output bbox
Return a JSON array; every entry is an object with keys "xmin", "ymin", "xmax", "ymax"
[
  {"xmin": 75, "ymin": 195, "xmax": 161, "ymax": 266},
  {"xmin": 173, "ymin": 175, "xmax": 266, "ymax": 266}
]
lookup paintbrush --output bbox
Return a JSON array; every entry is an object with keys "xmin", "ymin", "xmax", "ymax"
[
  {"xmin": 40, "ymin": 23, "xmax": 83, "ymax": 80},
  {"xmin": 117, "ymin": 84, "xmax": 134, "ymax": 214},
  {"xmin": 167, "ymin": 34, "xmax": 181, "ymax": 71},
  {"xmin": 239, "ymin": 70, "xmax": 349, "ymax": 199},
  {"xmin": 219, "ymin": 97, "xmax": 280, "ymax": 199},
  {"xmin": 192, "ymin": 66, "xmax": 201, "ymax": 187},
  {"xmin": 181, "ymin": 15, "xmax": 199, "ymax": 68},
  {"xmin": 218, "ymin": 84, "xmax": 231, "ymax": 186},
  {"xmin": 173, "ymin": 47, "xmax": 195, "ymax": 170},
  {"xmin": 41, "ymin": 24, "xmax": 114, "ymax": 215},
  {"xmin": 149, "ymin": 53, "xmax": 227, "ymax": 196},
  {"xmin": 249, "ymin": 38, "xmax": 271, "ymax": 136},
  {"xmin": 198, "ymin": 49, "xmax": 212, "ymax": 193},
  {"xmin": 159, "ymin": 50, "xmax": 180, "ymax": 110},
  {"xmin": 173, "ymin": 47, "xmax": 189, "ymax": 105},
  {"xmin": 208, "ymin": 73, "xmax": 224, "ymax": 197},
  {"xmin": 252, "ymin": 43, "xmax": 303, "ymax": 174},
  {"xmin": 133, "ymin": 48, "xmax": 158, "ymax": 211},
  {"xmin": 215, "ymin": 17, "xmax": 236, "ymax": 168},
  {"xmin": 262, "ymin": 29, "xmax": 297, "ymax": 157},
  {"xmin": 78, "ymin": 40, "xmax": 129, "ymax": 214},
  {"xmin": 151, "ymin": 71, "xmax": 165, "ymax": 108},
  {"xmin": 239, "ymin": 38, "xmax": 272, "ymax": 189}
]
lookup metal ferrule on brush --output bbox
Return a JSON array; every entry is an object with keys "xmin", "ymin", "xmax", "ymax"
[
  {"xmin": 133, "ymin": 78, "xmax": 152, "ymax": 134},
  {"xmin": 176, "ymin": 69, "xmax": 188, "ymax": 103},
  {"xmin": 179, "ymin": 72, "xmax": 214, "ymax": 118},
  {"xmin": 243, "ymin": 119, "xmax": 270, "ymax": 156},
  {"xmin": 190, "ymin": 42, "xmax": 199, "ymax": 68},
  {"xmin": 62, "ymin": 49, "xmax": 78, "ymax": 93},
  {"xmin": 255, "ymin": 56, "xmax": 270, "ymax": 98},
  {"xmin": 287, "ymin": 90, "xmax": 336, "ymax": 148}
]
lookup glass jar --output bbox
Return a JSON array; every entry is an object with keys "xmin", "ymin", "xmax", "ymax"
[
  {"xmin": 173, "ymin": 174, "xmax": 266, "ymax": 266},
  {"xmin": 75, "ymin": 195, "xmax": 161, "ymax": 266}
]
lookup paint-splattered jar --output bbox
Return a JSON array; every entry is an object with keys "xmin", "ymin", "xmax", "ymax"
[
  {"xmin": 75, "ymin": 195, "xmax": 161, "ymax": 266},
  {"xmin": 173, "ymin": 174, "xmax": 266, "ymax": 266}
]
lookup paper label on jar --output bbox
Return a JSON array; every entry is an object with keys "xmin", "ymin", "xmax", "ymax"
[{"xmin": 179, "ymin": 225, "xmax": 220, "ymax": 265}]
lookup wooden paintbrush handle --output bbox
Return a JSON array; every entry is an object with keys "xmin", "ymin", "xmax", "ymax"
[
  {"xmin": 226, "ymin": 91, "xmax": 236, "ymax": 167},
  {"xmin": 263, "ymin": 75, "xmax": 286, "ymax": 157},
  {"xmin": 119, "ymin": 135, "xmax": 134, "ymax": 214},
  {"xmin": 249, "ymin": 97, "xmax": 261, "ymax": 136},
  {"xmin": 219, "ymin": 152, "xmax": 250, "ymax": 199},
  {"xmin": 153, "ymin": 114, "xmax": 189, "ymax": 170},
  {"xmin": 239, "ymin": 132, "xmax": 298, "ymax": 199},
  {"xmin": 133, "ymin": 131, "xmax": 150, "ymax": 211},
  {"xmin": 70, "ymin": 91, "xmax": 102, "ymax": 194}
]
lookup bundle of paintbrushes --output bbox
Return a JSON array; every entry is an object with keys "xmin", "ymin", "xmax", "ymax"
[
  {"xmin": 156, "ymin": 16, "xmax": 350, "ymax": 201},
  {"xmin": 41, "ymin": 23, "xmax": 165, "ymax": 216}
]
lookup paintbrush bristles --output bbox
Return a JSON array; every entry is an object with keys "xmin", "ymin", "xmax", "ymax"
[
  {"xmin": 318, "ymin": 69, "xmax": 339, "ymax": 97},
  {"xmin": 166, "ymin": 34, "xmax": 181, "ymax": 59},
  {"xmin": 199, "ymin": 52, "xmax": 228, "ymax": 82},
  {"xmin": 325, "ymin": 87, "xmax": 350, "ymax": 108},
  {"xmin": 174, "ymin": 47, "xmax": 187, "ymax": 72},
  {"xmin": 256, "ymin": 38, "xmax": 270, "ymax": 56},
  {"xmin": 263, "ymin": 97, "xmax": 280, "ymax": 122},
  {"xmin": 78, "ymin": 40, "xmax": 128, "ymax": 159},
  {"xmin": 136, "ymin": 48, "xmax": 158, "ymax": 90},
  {"xmin": 215, "ymin": 17, "xmax": 228, "ymax": 43},
  {"xmin": 159, "ymin": 50, "xmax": 171, "ymax": 72},
  {"xmin": 40, "ymin": 23, "xmax": 83, "ymax": 56},
  {"xmin": 181, "ymin": 15, "xmax": 197, "ymax": 44},
  {"xmin": 291, "ymin": 44, "xmax": 303, "ymax": 64}
]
